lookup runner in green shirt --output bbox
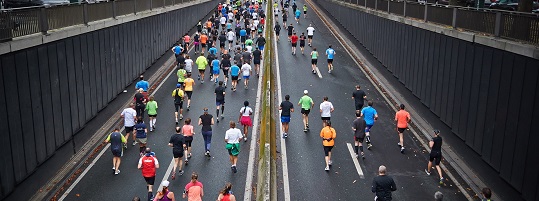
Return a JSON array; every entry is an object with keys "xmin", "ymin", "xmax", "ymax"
[
  {"xmin": 298, "ymin": 90, "xmax": 314, "ymax": 132},
  {"xmin": 145, "ymin": 96, "xmax": 158, "ymax": 132},
  {"xmin": 245, "ymin": 38, "xmax": 254, "ymax": 48},
  {"xmin": 310, "ymin": 47, "xmax": 318, "ymax": 74},
  {"xmin": 303, "ymin": 5, "xmax": 308, "ymax": 18},
  {"xmin": 195, "ymin": 53, "xmax": 208, "ymax": 83},
  {"xmin": 177, "ymin": 65, "xmax": 187, "ymax": 85}
]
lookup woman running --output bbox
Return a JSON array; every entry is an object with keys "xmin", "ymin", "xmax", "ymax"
[
  {"xmin": 238, "ymin": 101, "xmax": 253, "ymax": 141},
  {"xmin": 198, "ymin": 108, "xmax": 215, "ymax": 157},
  {"xmin": 182, "ymin": 118, "xmax": 195, "ymax": 165},
  {"xmin": 225, "ymin": 121, "xmax": 243, "ymax": 173},
  {"xmin": 153, "ymin": 180, "xmax": 175, "ymax": 201},
  {"xmin": 217, "ymin": 183, "xmax": 236, "ymax": 201}
]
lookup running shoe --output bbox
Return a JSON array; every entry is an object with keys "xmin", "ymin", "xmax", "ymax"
[
  {"xmin": 367, "ymin": 143, "xmax": 372, "ymax": 150},
  {"xmin": 188, "ymin": 153, "xmax": 192, "ymax": 159},
  {"xmin": 217, "ymin": 118, "xmax": 220, "ymax": 123},
  {"xmin": 123, "ymin": 143, "xmax": 128, "ymax": 150},
  {"xmin": 303, "ymin": 128, "xmax": 307, "ymax": 132},
  {"xmin": 283, "ymin": 133, "xmax": 288, "ymax": 138},
  {"xmin": 361, "ymin": 152, "xmax": 365, "ymax": 159},
  {"xmin": 115, "ymin": 170, "xmax": 120, "ymax": 175},
  {"xmin": 440, "ymin": 177, "xmax": 444, "ymax": 185},
  {"xmin": 306, "ymin": 124, "xmax": 309, "ymax": 128},
  {"xmin": 179, "ymin": 170, "xmax": 184, "ymax": 176},
  {"xmin": 206, "ymin": 151, "xmax": 211, "ymax": 157},
  {"xmin": 198, "ymin": 75, "xmax": 201, "ymax": 80},
  {"xmin": 328, "ymin": 160, "xmax": 332, "ymax": 166},
  {"xmin": 397, "ymin": 142, "xmax": 401, "ymax": 147},
  {"xmin": 424, "ymin": 169, "xmax": 431, "ymax": 176},
  {"xmin": 324, "ymin": 166, "xmax": 329, "ymax": 171},
  {"xmin": 171, "ymin": 173, "xmax": 176, "ymax": 180},
  {"xmin": 312, "ymin": 70, "xmax": 315, "ymax": 74},
  {"xmin": 132, "ymin": 141, "xmax": 137, "ymax": 146},
  {"xmin": 180, "ymin": 114, "xmax": 183, "ymax": 120},
  {"xmin": 355, "ymin": 154, "xmax": 359, "ymax": 158},
  {"xmin": 243, "ymin": 137, "xmax": 248, "ymax": 141},
  {"xmin": 185, "ymin": 159, "xmax": 189, "ymax": 165},
  {"xmin": 232, "ymin": 166, "xmax": 237, "ymax": 173},
  {"xmin": 400, "ymin": 147, "xmax": 405, "ymax": 154}
]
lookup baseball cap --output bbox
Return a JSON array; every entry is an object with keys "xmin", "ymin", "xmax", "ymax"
[
  {"xmin": 303, "ymin": 90, "xmax": 308, "ymax": 94},
  {"xmin": 176, "ymin": 83, "xmax": 181, "ymax": 88},
  {"xmin": 161, "ymin": 180, "xmax": 170, "ymax": 187}
]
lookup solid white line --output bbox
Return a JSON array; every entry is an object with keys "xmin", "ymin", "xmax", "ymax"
[
  {"xmin": 315, "ymin": 67, "xmax": 322, "ymax": 78},
  {"xmin": 157, "ymin": 158, "xmax": 175, "ymax": 191},
  {"xmin": 274, "ymin": 12, "xmax": 291, "ymax": 201},
  {"xmin": 346, "ymin": 143, "xmax": 365, "ymax": 179}
]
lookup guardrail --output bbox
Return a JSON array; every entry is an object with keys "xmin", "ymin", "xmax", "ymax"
[
  {"xmin": 341, "ymin": 0, "xmax": 539, "ymax": 45},
  {"xmin": 0, "ymin": 0, "xmax": 196, "ymax": 42}
]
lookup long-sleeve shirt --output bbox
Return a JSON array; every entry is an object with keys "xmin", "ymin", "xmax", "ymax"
[{"xmin": 371, "ymin": 175, "xmax": 397, "ymax": 201}]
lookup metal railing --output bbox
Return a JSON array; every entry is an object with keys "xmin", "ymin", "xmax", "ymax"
[
  {"xmin": 0, "ymin": 0, "xmax": 195, "ymax": 42},
  {"xmin": 338, "ymin": 0, "xmax": 539, "ymax": 45}
]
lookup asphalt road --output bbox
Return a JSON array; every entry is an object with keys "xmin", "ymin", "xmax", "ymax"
[{"xmin": 274, "ymin": 0, "xmax": 468, "ymax": 200}]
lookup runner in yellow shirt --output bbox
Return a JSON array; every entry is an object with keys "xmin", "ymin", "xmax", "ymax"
[{"xmin": 184, "ymin": 73, "xmax": 196, "ymax": 111}]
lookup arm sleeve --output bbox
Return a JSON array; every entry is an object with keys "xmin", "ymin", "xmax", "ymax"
[
  {"xmin": 106, "ymin": 134, "xmax": 111, "ymax": 142},
  {"xmin": 390, "ymin": 179, "xmax": 397, "ymax": 191},
  {"xmin": 371, "ymin": 179, "xmax": 377, "ymax": 193},
  {"xmin": 121, "ymin": 135, "xmax": 127, "ymax": 143}
]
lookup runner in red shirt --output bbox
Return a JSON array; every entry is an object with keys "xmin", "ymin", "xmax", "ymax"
[
  {"xmin": 138, "ymin": 147, "xmax": 160, "ymax": 200},
  {"xmin": 290, "ymin": 32, "xmax": 299, "ymax": 55},
  {"xmin": 394, "ymin": 104, "xmax": 411, "ymax": 154}
]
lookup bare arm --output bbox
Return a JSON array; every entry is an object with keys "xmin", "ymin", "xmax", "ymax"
[{"xmin": 199, "ymin": 118, "xmax": 202, "ymax": 126}]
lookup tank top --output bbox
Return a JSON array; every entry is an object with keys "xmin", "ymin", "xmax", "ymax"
[
  {"xmin": 311, "ymin": 51, "xmax": 318, "ymax": 59},
  {"xmin": 182, "ymin": 125, "xmax": 194, "ymax": 137},
  {"xmin": 221, "ymin": 194, "xmax": 231, "ymax": 201},
  {"xmin": 184, "ymin": 35, "xmax": 190, "ymax": 43},
  {"xmin": 158, "ymin": 190, "xmax": 173, "ymax": 201}
]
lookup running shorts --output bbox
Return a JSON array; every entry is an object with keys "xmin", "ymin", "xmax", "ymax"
[
  {"xmin": 429, "ymin": 151, "xmax": 442, "ymax": 165},
  {"xmin": 254, "ymin": 60, "xmax": 261, "ymax": 65},
  {"xmin": 144, "ymin": 176, "xmax": 156, "ymax": 185},
  {"xmin": 243, "ymin": 75, "xmax": 250, "ymax": 79},
  {"xmin": 365, "ymin": 124, "xmax": 374, "ymax": 133},
  {"xmin": 300, "ymin": 42, "xmax": 305, "ymax": 47},
  {"xmin": 136, "ymin": 138, "xmax": 147, "ymax": 144},
  {"xmin": 355, "ymin": 103, "xmax": 364, "ymax": 111},
  {"xmin": 323, "ymin": 146, "xmax": 333, "ymax": 156},
  {"xmin": 327, "ymin": 58, "xmax": 333, "ymax": 63},
  {"xmin": 308, "ymin": 35, "xmax": 313, "ymax": 39},
  {"xmin": 173, "ymin": 150, "xmax": 184, "ymax": 158},
  {"xmin": 223, "ymin": 69, "xmax": 229, "ymax": 76},
  {"xmin": 311, "ymin": 59, "xmax": 317, "ymax": 65},
  {"xmin": 321, "ymin": 116, "xmax": 330, "ymax": 121},
  {"xmin": 397, "ymin": 127, "xmax": 406, "ymax": 133},
  {"xmin": 212, "ymin": 69, "xmax": 220, "ymax": 75},
  {"xmin": 291, "ymin": 42, "xmax": 297, "ymax": 47},
  {"xmin": 216, "ymin": 100, "xmax": 225, "ymax": 106},
  {"xmin": 280, "ymin": 116, "xmax": 290, "ymax": 123},
  {"xmin": 184, "ymin": 136, "xmax": 193, "ymax": 147},
  {"xmin": 148, "ymin": 114, "xmax": 157, "ymax": 118},
  {"xmin": 354, "ymin": 136, "xmax": 364, "ymax": 143},
  {"xmin": 125, "ymin": 126, "xmax": 134, "ymax": 133},
  {"xmin": 175, "ymin": 102, "xmax": 184, "ymax": 111},
  {"xmin": 111, "ymin": 148, "xmax": 122, "ymax": 157},
  {"xmin": 232, "ymin": 76, "xmax": 239, "ymax": 80},
  {"xmin": 300, "ymin": 108, "xmax": 310, "ymax": 115},
  {"xmin": 185, "ymin": 91, "xmax": 193, "ymax": 99}
]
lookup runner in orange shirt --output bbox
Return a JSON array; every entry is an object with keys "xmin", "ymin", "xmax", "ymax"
[
  {"xmin": 394, "ymin": 104, "xmax": 411, "ymax": 154},
  {"xmin": 320, "ymin": 121, "xmax": 336, "ymax": 171},
  {"xmin": 200, "ymin": 33, "xmax": 209, "ymax": 53}
]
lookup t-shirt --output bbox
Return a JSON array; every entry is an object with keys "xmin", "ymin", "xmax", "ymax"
[
  {"xmin": 184, "ymin": 78, "xmax": 195, "ymax": 91},
  {"xmin": 230, "ymin": 65, "xmax": 240, "ymax": 76},
  {"xmin": 169, "ymin": 134, "xmax": 185, "ymax": 153},
  {"xmin": 135, "ymin": 80, "xmax": 149, "ymax": 92},
  {"xmin": 240, "ymin": 29, "xmax": 247, "ymax": 36},
  {"xmin": 352, "ymin": 118, "xmax": 366, "ymax": 139},
  {"xmin": 172, "ymin": 88, "xmax": 184, "ymax": 104},
  {"xmin": 295, "ymin": 9, "xmax": 301, "ymax": 17},
  {"xmin": 245, "ymin": 39, "xmax": 253, "ymax": 46},
  {"xmin": 225, "ymin": 128, "xmax": 243, "ymax": 143},
  {"xmin": 298, "ymin": 95, "xmax": 313, "ymax": 110},
  {"xmin": 219, "ymin": 35, "xmax": 227, "ymax": 44},
  {"xmin": 280, "ymin": 100, "xmax": 294, "ymax": 116},
  {"xmin": 240, "ymin": 106, "xmax": 253, "ymax": 116},
  {"xmin": 291, "ymin": 35, "xmax": 298, "ymax": 43},
  {"xmin": 241, "ymin": 64, "xmax": 252, "ymax": 76},
  {"xmin": 242, "ymin": 52, "xmax": 252, "ymax": 61},
  {"xmin": 352, "ymin": 90, "xmax": 366, "ymax": 105},
  {"xmin": 221, "ymin": 59, "xmax": 231, "ymax": 69},
  {"xmin": 209, "ymin": 47, "xmax": 218, "ymax": 55},
  {"xmin": 177, "ymin": 69, "xmax": 186, "ymax": 83},
  {"xmin": 299, "ymin": 35, "xmax": 306, "ymax": 44},
  {"xmin": 173, "ymin": 45, "xmax": 182, "ymax": 55},
  {"xmin": 135, "ymin": 122, "xmax": 147, "ymax": 138},
  {"xmin": 145, "ymin": 100, "xmax": 158, "ymax": 115},
  {"xmin": 234, "ymin": 54, "xmax": 242, "ymax": 64},
  {"xmin": 121, "ymin": 108, "xmax": 137, "ymax": 127},
  {"xmin": 227, "ymin": 31, "xmax": 235, "ymax": 41},
  {"xmin": 431, "ymin": 136, "xmax": 442, "ymax": 153},
  {"xmin": 220, "ymin": 16, "xmax": 227, "ymax": 24},
  {"xmin": 200, "ymin": 34, "xmax": 208, "ymax": 44},
  {"xmin": 274, "ymin": 24, "xmax": 281, "ymax": 32},
  {"xmin": 326, "ymin": 48, "xmax": 335, "ymax": 59},
  {"xmin": 212, "ymin": 59, "xmax": 220, "ymax": 71},
  {"xmin": 395, "ymin": 110, "xmax": 410, "ymax": 128},
  {"xmin": 372, "ymin": 175, "xmax": 397, "ymax": 200},
  {"xmin": 185, "ymin": 181, "xmax": 204, "ymax": 201},
  {"xmin": 134, "ymin": 93, "xmax": 145, "ymax": 105},
  {"xmin": 185, "ymin": 59, "xmax": 193, "ymax": 72},
  {"xmin": 107, "ymin": 132, "xmax": 126, "ymax": 151},
  {"xmin": 256, "ymin": 37, "xmax": 266, "ymax": 46},
  {"xmin": 199, "ymin": 114, "xmax": 213, "ymax": 132},
  {"xmin": 319, "ymin": 101, "xmax": 334, "ymax": 117},
  {"xmin": 196, "ymin": 56, "xmax": 208, "ymax": 70},
  {"xmin": 246, "ymin": 46, "xmax": 253, "ymax": 53},
  {"xmin": 252, "ymin": 50, "xmax": 262, "ymax": 61},
  {"xmin": 306, "ymin": 26, "xmax": 315, "ymax": 35},
  {"xmin": 320, "ymin": 127, "xmax": 336, "ymax": 146},
  {"xmin": 182, "ymin": 125, "xmax": 194, "ymax": 136},
  {"xmin": 361, "ymin": 106, "xmax": 377, "ymax": 125},
  {"xmin": 215, "ymin": 86, "xmax": 225, "ymax": 101},
  {"xmin": 139, "ymin": 155, "xmax": 159, "ymax": 177},
  {"xmin": 287, "ymin": 26, "xmax": 294, "ymax": 35}
]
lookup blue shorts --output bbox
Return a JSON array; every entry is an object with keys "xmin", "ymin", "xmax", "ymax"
[
  {"xmin": 212, "ymin": 70, "xmax": 220, "ymax": 75},
  {"xmin": 259, "ymin": 46, "xmax": 264, "ymax": 51},
  {"xmin": 243, "ymin": 75, "xmax": 250, "ymax": 79},
  {"xmin": 281, "ymin": 116, "xmax": 290, "ymax": 123},
  {"xmin": 365, "ymin": 124, "xmax": 374, "ymax": 133},
  {"xmin": 216, "ymin": 100, "xmax": 225, "ymax": 106}
]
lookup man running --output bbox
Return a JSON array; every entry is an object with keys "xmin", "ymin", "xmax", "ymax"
[
  {"xmin": 196, "ymin": 53, "xmax": 208, "ymax": 82},
  {"xmin": 306, "ymin": 24, "xmax": 315, "ymax": 46},
  {"xmin": 361, "ymin": 101, "xmax": 378, "ymax": 149},
  {"xmin": 199, "ymin": 108, "xmax": 215, "ymax": 156},
  {"xmin": 105, "ymin": 128, "xmax": 126, "ymax": 175},
  {"xmin": 290, "ymin": 32, "xmax": 298, "ymax": 55},
  {"xmin": 395, "ymin": 104, "xmax": 411, "ymax": 153},
  {"xmin": 255, "ymin": 34, "xmax": 266, "ymax": 51},
  {"xmin": 303, "ymin": 4, "xmax": 307, "ymax": 18},
  {"xmin": 145, "ymin": 96, "xmax": 158, "ymax": 132},
  {"xmin": 200, "ymin": 32, "xmax": 209, "ymax": 53},
  {"xmin": 134, "ymin": 117, "xmax": 148, "ymax": 156},
  {"xmin": 320, "ymin": 120, "xmax": 336, "ymax": 171},
  {"xmin": 299, "ymin": 32, "xmax": 306, "ymax": 54},
  {"xmin": 184, "ymin": 74, "xmax": 195, "ymax": 111},
  {"xmin": 425, "ymin": 129, "xmax": 444, "ymax": 185},
  {"xmin": 325, "ymin": 45, "xmax": 336, "ymax": 73},
  {"xmin": 211, "ymin": 56, "xmax": 221, "ymax": 84},
  {"xmin": 215, "ymin": 81, "xmax": 226, "ymax": 121},
  {"xmin": 221, "ymin": 50, "xmax": 232, "ymax": 87},
  {"xmin": 287, "ymin": 23, "xmax": 294, "ymax": 42},
  {"xmin": 352, "ymin": 112, "xmax": 366, "ymax": 159},
  {"xmin": 121, "ymin": 103, "xmax": 137, "ymax": 146},
  {"xmin": 352, "ymin": 85, "xmax": 367, "ymax": 113},
  {"xmin": 225, "ymin": 121, "xmax": 243, "ymax": 173},
  {"xmin": 319, "ymin": 96, "xmax": 334, "ymax": 127},
  {"xmin": 252, "ymin": 47, "xmax": 262, "ymax": 77},
  {"xmin": 279, "ymin": 94, "xmax": 294, "ymax": 138},
  {"xmin": 294, "ymin": 7, "xmax": 301, "ymax": 23},
  {"xmin": 138, "ymin": 147, "xmax": 159, "ymax": 201},
  {"xmin": 241, "ymin": 61, "xmax": 252, "ymax": 89},
  {"xmin": 230, "ymin": 62, "xmax": 240, "ymax": 91},
  {"xmin": 134, "ymin": 88, "xmax": 147, "ymax": 118},
  {"xmin": 298, "ymin": 90, "xmax": 314, "ymax": 132},
  {"xmin": 172, "ymin": 84, "xmax": 185, "ymax": 124},
  {"xmin": 274, "ymin": 23, "xmax": 281, "ymax": 41},
  {"xmin": 226, "ymin": 29, "xmax": 236, "ymax": 51},
  {"xmin": 310, "ymin": 47, "xmax": 318, "ymax": 74},
  {"xmin": 171, "ymin": 43, "xmax": 183, "ymax": 58},
  {"xmin": 185, "ymin": 55, "xmax": 193, "ymax": 74},
  {"xmin": 177, "ymin": 64, "xmax": 187, "ymax": 86},
  {"xmin": 372, "ymin": 165, "xmax": 397, "ymax": 201},
  {"xmin": 169, "ymin": 127, "xmax": 186, "ymax": 180}
]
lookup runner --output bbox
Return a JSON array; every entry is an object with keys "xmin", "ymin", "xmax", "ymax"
[
  {"xmin": 121, "ymin": 103, "xmax": 137, "ymax": 146},
  {"xmin": 105, "ymin": 128, "xmax": 126, "ymax": 175},
  {"xmin": 184, "ymin": 73, "xmax": 195, "ymax": 111},
  {"xmin": 171, "ymin": 43, "xmax": 183, "ymax": 58},
  {"xmin": 196, "ymin": 53, "xmax": 208, "ymax": 83},
  {"xmin": 215, "ymin": 81, "xmax": 226, "ymax": 121},
  {"xmin": 227, "ymin": 29, "xmax": 236, "ymax": 51},
  {"xmin": 205, "ymin": 19, "xmax": 212, "ymax": 35},
  {"xmin": 241, "ymin": 61, "xmax": 252, "ymax": 89},
  {"xmin": 298, "ymin": 90, "xmax": 314, "ymax": 132},
  {"xmin": 352, "ymin": 85, "xmax": 367, "ymax": 113},
  {"xmin": 154, "ymin": 181, "xmax": 175, "ymax": 200},
  {"xmin": 230, "ymin": 62, "xmax": 240, "ymax": 91},
  {"xmin": 372, "ymin": 165, "xmax": 397, "ymax": 201},
  {"xmin": 208, "ymin": 44, "xmax": 218, "ymax": 56},
  {"xmin": 287, "ymin": 23, "xmax": 294, "ymax": 42},
  {"xmin": 239, "ymin": 27, "xmax": 247, "ymax": 47},
  {"xmin": 138, "ymin": 147, "xmax": 159, "ymax": 201},
  {"xmin": 299, "ymin": 32, "xmax": 306, "ymax": 54},
  {"xmin": 361, "ymin": 101, "xmax": 378, "ymax": 149},
  {"xmin": 183, "ymin": 172, "xmax": 204, "ymax": 200},
  {"xmin": 255, "ymin": 34, "xmax": 266, "ymax": 51},
  {"xmin": 219, "ymin": 31, "xmax": 227, "ymax": 52},
  {"xmin": 351, "ymin": 112, "xmax": 366, "ymax": 159},
  {"xmin": 225, "ymin": 121, "xmax": 243, "ymax": 173},
  {"xmin": 169, "ymin": 127, "xmax": 186, "ymax": 180},
  {"xmin": 181, "ymin": 118, "xmax": 195, "ymax": 165},
  {"xmin": 425, "ymin": 129, "xmax": 444, "ymax": 185},
  {"xmin": 172, "ymin": 84, "xmax": 185, "ymax": 124},
  {"xmin": 185, "ymin": 55, "xmax": 194, "ymax": 74},
  {"xmin": 245, "ymin": 38, "xmax": 254, "ymax": 52},
  {"xmin": 310, "ymin": 47, "xmax": 318, "ymax": 74},
  {"xmin": 282, "ymin": 12, "xmax": 288, "ymax": 30},
  {"xmin": 200, "ymin": 32, "xmax": 209, "ymax": 53},
  {"xmin": 279, "ymin": 94, "xmax": 294, "ymax": 138},
  {"xmin": 211, "ymin": 56, "xmax": 221, "ymax": 84},
  {"xmin": 290, "ymin": 32, "xmax": 298, "ymax": 55},
  {"xmin": 274, "ymin": 23, "xmax": 281, "ymax": 41},
  {"xmin": 319, "ymin": 96, "xmax": 334, "ymax": 127},
  {"xmin": 238, "ymin": 101, "xmax": 253, "ymax": 141},
  {"xmin": 199, "ymin": 108, "xmax": 215, "ymax": 156},
  {"xmin": 145, "ymin": 96, "xmax": 158, "ymax": 132},
  {"xmin": 252, "ymin": 47, "xmax": 262, "ymax": 77},
  {"xmin": 134, "ymin": 117, "xmax": 148, "ymax": 156},
  {"xmin": 207, "ymin": 52, "xmax": 217, "ymax": 81},
  {"xmin": 325, "ymin": 45, "xmax": 336, "ymax": 73},
  {"xmin": 135, "ymin": 75, "xmax": 149, "ymax": 92},
  {"xmin": 221, "ymin": 50, "xmax": 232, "ymax": 87},
  {"xmin": 183, "ymin": 33, "xmax": 191, "ymax": 52},
  {"xmin": 177, "ymin": 64, "xmax": 187, "ymax": 88},
  {"xmin": 193, "ymin": 33, "xmax": 200, "ymax": 54},
  {"xmin": 303, "ymin": 4, "xmax": 307, "ymax": 18},
  {"xmin": 197, "ymin": 20, "xmax": 203, "ymax": 33},
  {"xmin": 294, "ymin": 7, "xmax": 301, "ymax": 23},
  {"xmin": 320, "ymin": 120, "xmax": 336, "ymax": 171},
  {"xmin": 292, "ymin": 2, "xmax": 297, "ymax": 13},
  {"xmin": 395, "ymin": 104, "xmax": 411, "ymax": 153},
  {"xmin": 306, "ymin": 24, "xmax": 315, "ymax": 46},
  {"xmin": 217, "ymin": 183, "xmax": 236, "ymax": 201}
]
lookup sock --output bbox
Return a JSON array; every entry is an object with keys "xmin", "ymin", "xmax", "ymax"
[
  {"xmin": 149, "ymin": 120, "xmax": 153, "ymax": 129},
  {"xmin": 152, "ymin": 119, "xmax": 156, "ymax": 126},
  {"xmin": 221, "ymin": 106, "xmax": 224, "ymax": 114},
  {"xmin": 354, "ymin": 145, "xmax": 358, "ymax": 154},
  {"xmin": 359, "ymin": 146, "xmax": 364, "ymax": 152},
  {"xmin": 148, "ymin": 192, "xmax": 153, "ymax": 200},
  {"xmin": 216, "ymin": 109, "xmax": 220, "ymax": 117}
]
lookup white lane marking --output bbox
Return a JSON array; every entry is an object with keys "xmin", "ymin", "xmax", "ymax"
[
  {"xmin": 346, "ymin": 143, "xmax": 365, "ymax": 179},
  {"xmin": 274, "ymin": 11, "xmax": 291, "ymax": 201},
  {"xmin": 157, "ymin": 158, "xmax": 175, "ymax": 192},
  {"xmin": 244, "ymin": 4, "xmax": 269, "ymax": 200},
  {"xmin": 315, "ymin": 67, "xmax": 322, "ymax": 78}
]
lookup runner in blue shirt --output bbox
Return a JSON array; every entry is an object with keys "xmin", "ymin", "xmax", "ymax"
[
  {"xmin": 171, "ymin": 44, "xmax": 183, "ymax": 57},
  {"xmin": 212, "ymin": 58, "xmax": 221, "ymax": 84},
  {"xmin": 239, "ymin": 28, "xmax": 247, "ymax": 47},
  {"xmin": 295, "ymin": 9, "xmax": 301, "ymax": 24},
  {"xmin": 230, "ymin": 63, "xmax": 240, "ymax": 91},
  {"xmin": 360, "ymin": 101, "xmax": 378, "ymax": 149},
  {"xmin": 135, "ymin": 75, "xmax": 149, "ymax": 92},
  {"xmin": 325, "ymin": 45, "xmax": 336, "ymax": 73},
  {"xmin": 209, "ymin": 45, "xmax": 218, "ymax": 55}
]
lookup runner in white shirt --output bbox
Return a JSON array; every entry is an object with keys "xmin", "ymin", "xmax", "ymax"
[
  {"xmin": 121, "ymin": 103, "xmax": 138, "ymax": 146},
  {"xmin": 306, "ymin": 24, "xmax": 315, "ymax": 47},
  {"xmin": 184, "ymin": 55, "xmax": 194, "ymax": 73},
  {"xmin": 225, "ymin": 121, "xmax": 243, "ymax": 173},
  {"xmin": 226, "ymin": 30, "xmax": 236, "ymax": 51},
  {"xmin": 241, "ymin": 62, "xmax": 252, "ymax": 89},
  {"xmin": 319, "ymin": 96, "xmax": 334, "ymax": 127},
  {"xmin": 220, "ymin": 16, "xmax": 227, "ymax": 29}
]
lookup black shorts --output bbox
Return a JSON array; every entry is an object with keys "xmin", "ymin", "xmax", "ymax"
[
  {"xmin": 275, "ymin": 31, "xmax": 280, "ymax": 35},
  {"xmin": 173, "ymin": 151, "xmax": 184, "ymax": 158},
  {"xmin": 241, "ymin": 36, "xmax": 246, "ymax": 42},
  {"xmin": 125, "ymin": 126, "xmax": 134, "ymax": 133},
  {"xmin": 199, "ymin": 69, "xmax": 206, "ymax": 74},
  {"xmin": 300, "ymin": 42, "xmax": 305, "ymax": 47},
  {"xmin": 232, "ymin": 76, "xmax": 239, "ymax": 80},
  {"xmin": 144, "ymin": 176, "xmax": 155, "ymax": 185},
  {"xmin": 397, "ymin": 127, "xmax": 406, "ymax": 133},
  {"xmin": 292, "ymin": 43, "xmax": 297, "ymax": 47},
  {"xmin": 288, "ymin": 32, "xmax": 292, "ymax": 36},
  {"xmin": 175, "ymin": 102, "xmax": 183, "ymax": 111},
  {"xmin": 300, "ymin": 108, "xmax": 310, "ymax": 115},
  {"xmin": 202, "ymin": 43, "xmax": 207, "ymax": 47},
  {"xmin": 321, "ymin": 117, "xmax": 330, "ymax": 121},
  {"xmin": 327, "ymin": 59, "xmax": 333, "ymax": 63},
  {"xmin": 184, "ymin": 136, "xmax": 193, "ymax": 147},
  {"xmin": 220, "ymin": 43, "xmax": 225, "ymax": 48},
  {"xmin": 429, "ymin": 151, "xmax": 442, "ymax": 165},
  {"xmin": 311, "ymin": 59, "xmax": 317, "ymax": 65},
  {"xmin": 185, "ymin": 91, "xmax": 193, "ymax": 99},
  {"xmin": 223, "ymin": 69, "xmax": 229, "ymax": 76},
  {"xmin": 148, "ymin": 114, "xmax": 157, "ymax": 117},
  {"xmin": 308, "ymin": 35, "xmax": 313, "ymax": 39},
  {"xmin": 304, "ymin": 11, "xmax": 307, "ymax": 14},
  {"xmin": 355, "ymin": 103, "xmax": 363, "ymax": 111},
  {"xmin": 354, "ymin": 136, "xmax": 364, "ymax": 143},
  {"xmin": 254, "ymin": 60, "xmax": 261, "ymax": 65},
  {"xmin": 111, "ymin": 149, "xmax": 122, "ymax": 157},
  {"xmin": 323, "ymin": 146, "xmax": 333, "ymax": 156}
]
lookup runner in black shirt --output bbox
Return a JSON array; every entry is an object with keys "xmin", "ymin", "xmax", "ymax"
[
  {"xmin": 299, "ymin": 32, "xmax": 306, "ymax": 54},
  {"xmin": 134, "ymin": 88, "xmax": 146, "ymax": 118},
  {"xmin": 274, "ymin": 23, "xmax": 281, "ymax": 41},
  {"xmin": 198, "ymin": 108, "xmax": 215, "ymax": 156},
  {"xmin": 215, "ymin": 81, "xmax": 226, "ymax": 122},
  {"xmin": 279, "ymin": 95, "xmax": 294, "ymax": 138},
  {"xmin": 168, "ymin": 127, "xmax": 186, "ymax": 180},
  {"xmin": 352, "ymin": 85, "xmax": 367, "ymax": 113},
  {"xmin": 221, "ymin": 50, "xmax": 232, "ymax": 87},
  {"xmin": 425, "ymin": 129, "xmax": 444, "ymax": 184},
  {"xmin": 219, "ymin": 31, "xmax": 227, "ymax": 52},
  {"xmin": 252, "ymin": 47, "xmax": 262, "ymax": 77},
  {"xmin": 352, "ymin": 112, "xmax": 366, "ymax": 159},
  {"xmin": 372, "ymin": 165, "xmax": 397, "ymax": 201}
]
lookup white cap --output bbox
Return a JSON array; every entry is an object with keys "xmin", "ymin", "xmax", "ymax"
[
  {"xmin": 161, "ymin": 180, "xmax": 170, "ymax": 187},
  {"xmin": 138, "ymin": 88, "xmax": 144, "ymax": 92},
  {"xmin": 303, "ymin": 90, "xmax": 308, "ymax": 94}
]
